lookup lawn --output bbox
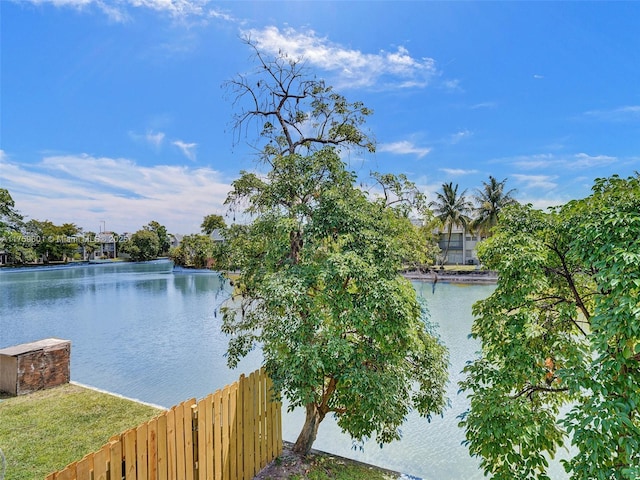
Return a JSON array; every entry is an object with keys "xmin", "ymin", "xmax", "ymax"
[
  {"xmin": 0, "ymin": 383, "xmax": 161, "ymax": 480},
  {"xmin": 0, "ymin": 384, "xmax": 399, "ymax": 480}
]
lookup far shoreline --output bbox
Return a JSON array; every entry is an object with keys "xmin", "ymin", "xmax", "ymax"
[{"xmin": 403, "ymin": 269, "xmax": 498, "ymax": 284}]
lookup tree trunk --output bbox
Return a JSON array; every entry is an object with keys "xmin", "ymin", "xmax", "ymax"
[{"xmin": 292, "ymin": 403, "xmax": 325, "ymax": 456}]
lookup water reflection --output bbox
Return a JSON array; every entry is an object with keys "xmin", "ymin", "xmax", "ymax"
[{"xmin": 0, "ymin": 263, "xmax": 565, "ymax": 479}]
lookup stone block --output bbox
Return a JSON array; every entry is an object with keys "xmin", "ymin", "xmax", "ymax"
[{"xmin": 0, "ymin": 338, "xmax": 71, "ymax": 396}]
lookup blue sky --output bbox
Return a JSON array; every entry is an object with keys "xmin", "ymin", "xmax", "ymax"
[{"xmin": 2, "ymin": 1, "xmax": 639, "ymax": 234}]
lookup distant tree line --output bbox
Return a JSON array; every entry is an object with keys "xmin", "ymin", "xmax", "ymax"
[
  {"xmin": 0, "ymin": 173, "xmax": 518, "ymax": 268},
  {"xmin": 0, "ymin": 190, "xmax": 172, "ymax": 265}
]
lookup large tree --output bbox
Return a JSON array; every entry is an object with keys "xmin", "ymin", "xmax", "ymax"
[
  {"xmin": 170, "ymin": 234, "xmax": 215, "ymax": 269},
  {"xmin": 201, "ymin": 214, "xmax": 226, "ymax": 236},
  {"xmin": 121, "ymin": 229, "xmax": 160, "ymax": 262},
  {"xmin": 24, "ymin": 220, "xmax": 80, "ymax": 263},
  {"xmin": 220, "ymin": 40, "xmax": 448, "ymax": 456},
  {"xmin": 459, "ymin": 174, "xmax": 640, "ymax": 479},
  {"xmin": 0, "ymin": 188, "xmax": 33, "ymax": 264},
  {"xmin": 144, "ymin": 220, "xmax": 170, "ymax": 255},
  {"xmin": 0, "ymin": 188, "xmax": 23, "ymax": 233},
  {"xmin": 429, "ymin": 182, "xmax": 473, "ymax": 264},
  {"xmin": 471, "ymin": 175, "xmax": 517, "ymax": 236}
]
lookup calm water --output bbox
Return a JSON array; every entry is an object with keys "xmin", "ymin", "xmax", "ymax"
[{"xmin": 0, "ymin": 262, "xmax": 566, "ymax": 479}]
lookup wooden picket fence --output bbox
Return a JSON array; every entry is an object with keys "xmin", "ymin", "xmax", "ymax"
[{"xmin": 46, "ymin": 368, "xmax": 282, "ymax": 480}]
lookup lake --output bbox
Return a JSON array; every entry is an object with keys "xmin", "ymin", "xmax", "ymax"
[{"xmin": 0, "ymin": 261, "xmax": 563, "ymax": 479}]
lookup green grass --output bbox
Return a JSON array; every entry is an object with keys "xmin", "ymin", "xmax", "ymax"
[
  {"xmin": 0, "ymin": 383, "xmax": 162, "ymax": 480},
  {"xmin": 0, "ymin": 384, "xmax": 398, "ymax": 480}
]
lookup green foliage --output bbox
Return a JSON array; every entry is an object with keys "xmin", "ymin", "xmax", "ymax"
[
  {"xmin": 471, "ymin": 175, "xmax": 517, "ymax": 237},
  {"xmin": 23, "ymin": 219, "xmax": 80, "ymax": 262},
  {"xmin": 170, "ymin": 234, "xmax": 216, "ymax": 269},
  {"xmin": 459, "ymin": 174, "xmax": 640, "ymax": 479},
  {"xmin": 222, "ymin": 149, "xmax": 448, "ymax": 453},
  {"xmin": 144, "ymin": 220, "xmax": 171, "ymax": 254},
  {"xmin": 0, "ymin": 190, "xmax": 37, "ymax": 263},
  {"xmin": 0, "ymin": 188, "xmax": 23, "ymax": 233},
  {"xmin": 221, "ymin": 42, "xmax": 447, "ymax": 455},
  {"xmin": 201, "ymin": 214, "xmax": 226, "ymax": 235},
  {"xmin": 416, "ymin": 209, "xmax": 442, "ymax": 267},
  {"xmin": 121, "ymin": 229, "xmax": 160, "ymax": 261},
  {"xmin": 76, "ymin": 230, "xmax": 100, "ymax": 260},
  {"xmin": 429, "ymin": 182, "xmax": 473, "ymax": 265}
]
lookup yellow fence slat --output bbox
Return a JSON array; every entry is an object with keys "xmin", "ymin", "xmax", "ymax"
[
  {"xmin": 166, "ymin": 407, "xmax": 177, "ymax": 480},
  {"xmin": 212, "ymin": 390, "xmax": 222, "ymax": 480},
  {"xmin": 265, "ymin": 374, "xmax": 272, "ymax": 460},
  {"xmin": 110, "ymin": 440, "xmax": 123, "ymax": 480},
  {"xmin": 237, "ymin": 376, "xmax": 245, "ymax": 480},
  {"xmin": 76, "ymin": 454, "xmax": 92, "ymax": 480},
  {"xmin": 260, "ymin": 370, "xmax": 268, "ymax": 468},
  {"xmin": 190, "ymin": 404, "xmax": 199, "ymax": 480},
  {"xmin": 229, "ymin": 382, "xmax": 238, "ymax": 480},
  {"xmin": 196, "ymin": 396, "xmax": 207, "ymax": 480},
  {"xmin": 56, "ymin": 462, "xmax": 77, "ymax": 480},
  {"xmin": 244, "ymin": 371, "xmax": 255, "ymax": 480},
  {"xmin": 175, "ymin": 403, "xmax": 187, "ymax": 480},
  {"xmin": 137, "ymin": 423, "xmax": 149, "ymax": 480},
  {"xmin": 48, "ymin": 369, "xmax": 282, "ymax": 480},
  {"xmin": 221, "ymin": 385, "xmax": 230, "ymax": 480},
  {"xmin": 275, "ymin": 390, "xmax": 283, "ymax": 456},
  {"xmin": 182, "ymin": 399, "xmax": 196, "ymax": 480},
  {"xmin": 157, "ymin": 412, "xmax": 168, "ymax": 480},
  {"xmin": 148, "ymin": 417, "xmax": 158, "ymax": 480},
  {"xmin": 204, "ymin": 394, "xmax": 214, "ymax": 480},
  {"xmin": 93, "ymin": 443, "xmax": 110, "ymax": 480},
  {"xmin": 252, "ymin": 371, "xmax": 260, "ymax": 476},
  {"xmin": 124, "ymin": 428, "xmax": 137, "ymax": 480}
]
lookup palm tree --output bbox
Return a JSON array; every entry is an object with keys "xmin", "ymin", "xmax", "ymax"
[
  {"xmin": 429, "ymin": 182, "xmax": 473, "ymax": 265},
  {"xmin": 471, "ymin": 176, "xmax": 517, "ymax": 236}
]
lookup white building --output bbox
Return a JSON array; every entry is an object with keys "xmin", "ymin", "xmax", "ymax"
[{"xmin": 436, "ymin": 226, "xmax": 486, "ymax": 265}]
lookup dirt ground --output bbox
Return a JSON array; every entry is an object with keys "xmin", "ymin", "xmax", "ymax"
[{"xmin": 253, "ymin": 443, "xmax": 400, "ymax": 480}]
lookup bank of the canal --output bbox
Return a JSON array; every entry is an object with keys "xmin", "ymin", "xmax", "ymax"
[{"xmin": 0, "ymin": 262, "xmax": 507, "ymax": 479}]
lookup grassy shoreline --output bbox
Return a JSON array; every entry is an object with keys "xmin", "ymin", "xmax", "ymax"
[
  {"xmin": 1, "ymin": 384, "xmax": 401, "ymax": 480},
  {"xmin": 0, "ymin": 384, "xmax": 161, "ymax": 480}
]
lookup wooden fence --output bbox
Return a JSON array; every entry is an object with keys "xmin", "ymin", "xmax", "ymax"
[{"xmin": 46, "ymin": 368, "xmax": 282, "ymax": 480}]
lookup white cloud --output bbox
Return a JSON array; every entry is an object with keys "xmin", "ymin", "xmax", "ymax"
[
  {"xmin": 129, "ymin": 130, "xmax": 166, "ymax": 149},
  {"xmin": 439, "ymin": 168, "xmax": 478, "ymax": 176},
  {"xmin": 173, "ymin": 140, "xmax": 197, "ymax": 161},
  {"xmin": 470, "ymin": 102, "xmax": 497, "ymax": 110},
  {"xmin": 572, "ymin": 153, "xmax": 616, "ymax": 168},
  {"xmin": 442, "ymin": 79, "xmax": 463, "ymax": 92},
  {"xmin": 244, "ymin": 26, "xmax": 439, "ymax": 90},
  {"xmin": 511, "ymin": 154, "xmax": 555, "ymax": 170},
  {"xmin": 509, "ymin": 153, "xmax": 617, "ymax": 170},
  {"xmin": 584, "ymin": 105, "xmax": 640, "ymax": 121},
  {"xmin": 378, "ymin": 141, "xmax": 431, "ymax": 159},
  {"xmin": 450, "ymin": 129, "xmax": 472, "ymax": 144},
  {"xmin": 512, "ymin": 174, "xmax": 558, "ymax": 191},
  {"xmin": 147, "ymin": 131, "xmax": 165, "ymax": 148},
  {"xmin": 0, "ymin": 155, "xmax": 232, "ymax": 234},
  {"xmin": 15, "ymin": 0, "xmax": 233, "ymax": 24}
]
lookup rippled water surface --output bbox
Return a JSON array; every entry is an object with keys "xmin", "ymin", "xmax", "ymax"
[{"xmin": 0, "ymin": 262, "xmax": 567, "ymax": 479}]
